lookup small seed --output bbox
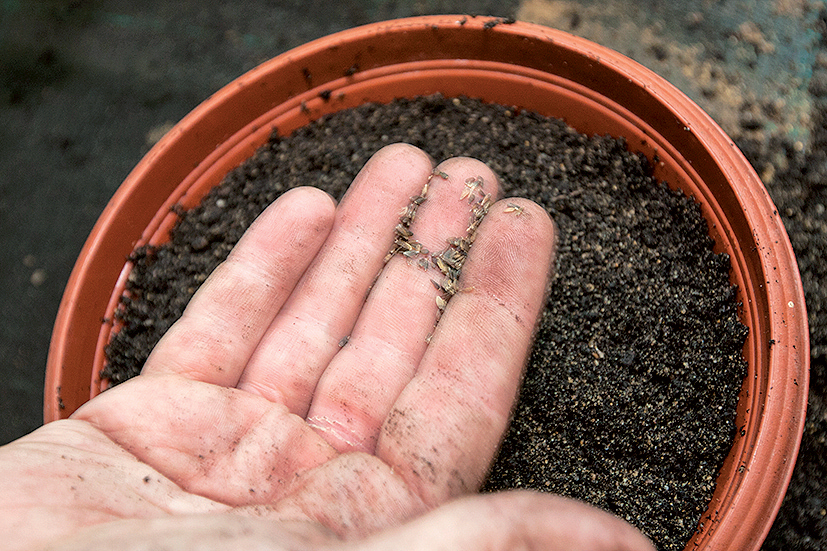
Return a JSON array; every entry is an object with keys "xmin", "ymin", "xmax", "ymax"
[
  {"xmin": 441, "ymin": 253, "xmax": 461, "ymax": 270},
  {"xmin": 395, "ymin": 224, "xmax": 413, "ymax": 237},
  {"xmin": 401, "ymin": 239, "xmax": 422, "ymax": 253},
  {"xmin": 399, "ymin": 204, "xmax": 417, "ymax": 224},
  {"xmin": 383, "ymin": 246, "xmax": 400, "ymax": 263},
  {"xmin": 429, "ymin": 169, "xmax": 449, "ymax": 181},
  {"xmin": 504, "ymin": 202, "xmax": 525, "ymax": 216},
  {"xmin": 445, "ymin": 248, "xmax": 463, "ymax": 262},
  {"xmin": 338, "ymin": 335, "xmax": 350, "ymax": 347},
  {"xmin": 480, "ymin": 193, "xmax": 492, "ymax": 210},
  {"xmin": 461, "ymin": 175, "xmax": 483, "ymax": 200},
  {"xmin": 418, "ymin": 258, "xmax": 430, "ymax": 270},
  {"xmin": 441, "ymin": 277, "xmax": 458, "ymax": 295},
  {"xmin": 436, "ymin": 295, "xmax": 447, "ymax": 310},
  {"xmin": 434, "ymin": 256, "xmax": 449, "ymax": 274}
]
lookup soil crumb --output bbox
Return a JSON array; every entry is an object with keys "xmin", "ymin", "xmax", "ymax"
[{"xmin": 103, "ymin": 95, "xmax": 748, "ymax": 551}]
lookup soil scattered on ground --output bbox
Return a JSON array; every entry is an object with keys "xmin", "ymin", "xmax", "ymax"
[{"xmin": 103, "ymin": 95, "xmax": 748, "ymax": 551}]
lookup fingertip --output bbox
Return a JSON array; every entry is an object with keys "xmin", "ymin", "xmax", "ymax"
[
  {"xmin": 266, "ymin": 186, "xmax": 337, "ymax": 239},
  {"xmin": 499, "ymin": 491, "xmax": 658, "ymax": 551},
  {"xmin": 462, "ymin": 198, "xmax": 556, "ymax": 300},
  {"xmin": 279, "ymin": 185, "xmax": 337, "ymax": 213},
  {"xmin": 373, "ymin": 142, "xmax": 435, "ymax": 170},
  {"xmin": 358, "ymin": 490, "xmax": 656, "ymax": 551},
  {"xmin": 338, "ymin": 143, "xmax": 435, "ymax": 217},
  {"xmin": 494, "ymin": 198, "xmax": 556, "ymax": 245},
  {"xmin": 435, "ymin": 156, "xmax": 501, "ymax": 201},
  {"xmin": 228, "ymin": 186, "xmax": 337, "ymax": 274}
]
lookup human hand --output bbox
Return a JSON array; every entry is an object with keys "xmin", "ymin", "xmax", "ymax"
[{"xmin": 1, "ymin": 144, "xmax": 653, "ymax": 551}]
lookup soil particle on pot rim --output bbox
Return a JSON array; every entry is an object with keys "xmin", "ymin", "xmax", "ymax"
[{"xmin": 103, "ymin": 95, "xmax": 748, "ymax": 551}]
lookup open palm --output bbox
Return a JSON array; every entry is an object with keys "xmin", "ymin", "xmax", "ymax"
[{"xmin": 1, "ymin": 145, "xmax": 651, "ymax": 551}]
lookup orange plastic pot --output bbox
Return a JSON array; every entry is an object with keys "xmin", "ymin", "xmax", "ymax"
[{"xmin": 46, "ymin": 15, "xmax": 808, "ymax": 551}]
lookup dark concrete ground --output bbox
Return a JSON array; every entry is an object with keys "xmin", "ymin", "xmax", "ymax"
[{"xmin": 1, "ymin": 1, "xmax": 824, "ymax": 549}]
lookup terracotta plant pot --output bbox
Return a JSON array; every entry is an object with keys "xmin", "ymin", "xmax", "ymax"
[{"xmin": 46, "ymin": 15, "xmax": 808, "ymax": 551}]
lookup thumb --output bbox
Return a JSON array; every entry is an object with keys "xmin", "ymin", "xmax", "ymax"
[{"xmin": 354, "ymin": 490, "xmax": 655, "ymax": 551}]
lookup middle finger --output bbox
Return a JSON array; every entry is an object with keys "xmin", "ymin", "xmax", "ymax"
[{"xmin": 237, "ymin": 144, "xmax": 435, "ymax": 414}]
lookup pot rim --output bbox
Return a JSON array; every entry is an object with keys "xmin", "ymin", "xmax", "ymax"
[{"xmin": 45, "ymin": 15, "xmax": 809, "ymax": 551}]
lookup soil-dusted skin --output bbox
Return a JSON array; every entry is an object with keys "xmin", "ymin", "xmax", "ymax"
[{"xmin": 104, "ymin": 95, "xmax": 748, "ymax": 551}]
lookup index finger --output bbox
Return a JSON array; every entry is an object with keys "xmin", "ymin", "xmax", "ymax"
[
  {"xmin": 141, "ymin": 186, "xmax": 336, "ymax": 385},
  {"xmin": 376, "ymin": 198, "xmax": 557, "ymax": 506}
]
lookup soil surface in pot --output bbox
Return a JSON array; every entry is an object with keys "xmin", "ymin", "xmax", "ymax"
[{"xmin": 103, "ymin": 95, "xmax": 748, "ymax": 551}]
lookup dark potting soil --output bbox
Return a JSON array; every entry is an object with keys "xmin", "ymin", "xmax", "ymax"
[{"xmin": 102, "ymin": 95, "xmax": 748, "ymax": 551}]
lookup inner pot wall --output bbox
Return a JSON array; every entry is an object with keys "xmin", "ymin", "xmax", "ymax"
[{"xmin": 46, "ymin": 16, "xmax": 809, "ymax": 551}]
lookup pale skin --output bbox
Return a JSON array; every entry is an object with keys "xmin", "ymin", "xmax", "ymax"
[{"xmin": 0, "ymin": 145, "xmax": 654, "ymax": 551}]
